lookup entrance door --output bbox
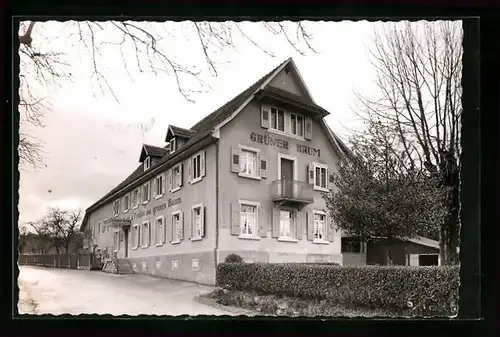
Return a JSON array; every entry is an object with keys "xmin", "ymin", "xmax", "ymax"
[
  {"xmin": 124, "ymin": 230, "xmax": 129, "ymax": 258},
  {"xmin": 281, "ymin": 158, "xmax": 294, "ymax": 198}
]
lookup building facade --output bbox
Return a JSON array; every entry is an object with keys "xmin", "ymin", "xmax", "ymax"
[{"xmin": 81, "ymin": 57, "xmax": 360, "ymax": 285}]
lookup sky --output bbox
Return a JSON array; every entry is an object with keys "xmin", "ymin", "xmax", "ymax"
[{"xmin": 17, "ymin": 20, "xmax": 450, "ymax": 226}]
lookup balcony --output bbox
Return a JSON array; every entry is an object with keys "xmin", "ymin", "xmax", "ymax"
[{"xmin": 271, "ymin": 179, "xmax": 314, "ymax": 209}]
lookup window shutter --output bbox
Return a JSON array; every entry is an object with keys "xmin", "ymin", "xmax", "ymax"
[
  {"xmin": 297, "ymin": 211, "xmax": 305, "ymax": 240},
  {"xmin": 308, "ymin": 164, "xmax": 315, "ymax": 185},
  {"xmin": 152, "ymin": 178, "xmax": 157, "ymax": 198},
  {"xmin": 327, "ymin": 213, "xmax": 334, "ymax": 242},
  {"xmin": 201, "ymin": 151, "xmax": 206, "ymax": 177},
  {"xmin": 329, "ymin": 173, "xmax": 335, "ymax": 183},
  {"xmin": 258, "ymin": 205, "xmax": 267, "ymax": 238},
  {"xmin": 188, "ymin": 157, "xmax": 192, "ymax": 183},
  {"xmin": 261, "ymin": 105, "xmax": 270, "ymax": 129},
  {"xmin": 166, "ymin": 216, "xmax": 172, "ymax": 243},
  {"xmin": 162, "ymin": 174, "xmax": 166, "ymax": 194},
  {"xmin": 307, "ymin": 212, "xmax": 314, "ymax": 240},
  {"xmin": 231, "ymin": 147, "xmax": 240, "ymax": 173},
  {"xmin": 256, "ymin": 152, "xmax": 261, "ymax": 177},
  {"xmin": 230, "ymin": 202, "xmax": 240, "ymax": 235},
  {"xmin": 271, "ymin": 207, "xmax": 280, "ymax": 238},
  {"xmin": 304, "ymin": 116, "xmax": 313, "ymax": 140},
  {"xmin": 187, "ymin": 209, "xmax": 192, "ymax": 240},
  {"xmin": 260, "ymin": 157, "xmax": 267, "ymax": 179},
  {"xmin": 152, "ymin": 220, "xmax": 157, "ymax": 245},
  {"xmin": 179, "ymin": 165, "xmax": 183, "ymax": 187},
  {"xmin": 138, "ymin": 188, "xmax": 142, "ymax": 204},
  {"xmin": 167, "ymin": 169, "xmax": 172, "ymax": 192},
  {"xmin": 179, "ymin": 211, "xmax": 184, "ymax": 240},
  {"xmin": 138, "ymin": 225, "xmax": 142, "ymax": 246},
  {"xmin": 200, "ymin": 206, "xmax": 205, "ymax": 237}
]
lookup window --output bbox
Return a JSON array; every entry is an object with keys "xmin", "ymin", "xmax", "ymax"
[
  {"xmin": 91, "ymin": 225, "xmax": 95, "ymax": 237},
  {"xmin": 100, "ymin": 222, "xmax": 105, "ymax": 234},
  {"xmin": 313, "ymin": 211, "xmax": 327, "ymax": 241},
  {"xmin": 280, "ymin": 210, "xmax": 294, "ymax": 239},
  {"xmin": 192, "ymin": 153, "xmax": 202, "ymax": 181},
  {"xmin": 155, "ymin": 217, "xmax": 165, "ymax": 246},
  {"xmin": 170, "ymin": 138, "xmax": 176, "ymax": 154},
  {"xmin": 156, "ymin": 175, "xmax": 165, "ymax": 197},
  {"xmin": 240, "ymin": 149, "xmax": 257, "ymax": 177},
  {"xmin": 113, "ymin": 200, "xmax": 121, "ymax": 216},
  {"xmin": 123, "ymin": 194, "xmax": 130, "ymax": 212},
  {"xmin": 191, "ymin": 204, "xmax": 204, "ymax": 240},
  {"xmin": 341, "ymin": 238, "xmax": 361, "ymax": 253},
  {"xmin": 141, "ymin": 221, "xmax": 150, "ymax": 248},
  {"xmin": 113, "ymin": 231, "xmax": 120, "ymax": 252},
  {"xmin": 142, "ymin": 182, "xmax": 151, "ymax": 204},
  {"xmin": 132, "ymin": 189, "xmax": 139, "ymax": 208},
  {"xmin": 290, "ymin": 113, "xmax": 304, "ymax": 137},
  {"xmin": 144, "ymin": 157, "xmax": 151, "ymax": 171},
  {"xmin": 240, "ymin": 203, "xmax": 257, "ymax": 237},
  {"xmin": 270, "ymin": 107, "xmax": 285, "ymax": 132},
  {"xmin": 132, "ymin": 225, "xmax": 140, "ymax": 249},
  {"xmin": 172, "ymin": 211, "xmax": 182, "ymax": 242},
  {"xmin": 172, "ymin": 164, "xmax": 182, "ymax": 191},
  {"xmin": 311, "ymin": 163, "xmax": 328, "ymax": 191}
]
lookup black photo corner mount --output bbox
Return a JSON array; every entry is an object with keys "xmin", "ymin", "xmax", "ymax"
[{"xmin": 4, "ymin": 2, "xmax": 494, "ymax": 336}]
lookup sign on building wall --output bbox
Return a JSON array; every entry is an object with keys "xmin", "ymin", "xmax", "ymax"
[
  {"xmin": 192, "ymin": 258, "xmax": 200, "ymax": 271},
  {"xmin": 172, "ymin": 260, "xmax": 179, "ymax": 270},
  {"xmin": 250, "ymin": 132, "xmax": 320, "ymax": 157}
]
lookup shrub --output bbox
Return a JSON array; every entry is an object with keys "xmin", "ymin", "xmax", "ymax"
[
  {"xmin": 224, "ymin": 253, "xmax": 243, "ymax": 263},
  {"xmin": 216, "ymin": 263, "xmax": 460, "ymax": 316}
]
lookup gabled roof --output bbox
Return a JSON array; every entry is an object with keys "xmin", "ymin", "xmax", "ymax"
[
  {"xmin": 165, "ymin": 125, "xmax": 196, "ymax": 142},
  {"xmin": 81, "ymin": 57, "xmax": 350, "ymax": 231},
  {"xmin": 139, "ymin": 144, "xmax": 169, "ymax": 162},
  {"xmin": 190, "ymin": 58, "xmax": 289, "ymax": 134}
]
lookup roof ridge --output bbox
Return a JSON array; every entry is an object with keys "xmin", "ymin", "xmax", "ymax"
[{"xmin": 190, "ymin": 57, "xmax": 289, "ymax": 132}]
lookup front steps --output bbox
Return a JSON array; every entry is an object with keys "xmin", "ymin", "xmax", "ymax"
[{"xmin": 102, "ymin": 258, "xmax": 134, "ymax": 274}]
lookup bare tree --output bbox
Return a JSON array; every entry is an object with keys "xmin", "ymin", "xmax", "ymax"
[
  {"xmin": 354, "ymin": 21, "xmax": 462, "ymax": 265},
  {"xmin": 27, "ymin": 207, "xmax": 83, "ymax": 254},
  {"xmin": 17, "ymin": 20, "xmax": 317, "ymax": 168}
]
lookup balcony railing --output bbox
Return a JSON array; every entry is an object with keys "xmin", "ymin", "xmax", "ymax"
[{"xmin": 271, "ymin": 179, "xmax": 314, "ymax": 204}]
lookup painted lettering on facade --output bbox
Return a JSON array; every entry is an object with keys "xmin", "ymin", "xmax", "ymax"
[
  {"xmin": 250, "ymin": 132, "xmax": 289, "ymax": 149},
  {"xmin": 250, "ymin": 132, "xmax": 320, "ymax": 157},
  {"xmin": 168, "ymin": 197, "xmax": 181, "ymax": 207},
  {"xmin": 296, "ymin": 144, "xmax": 320, "ymax": 157}
]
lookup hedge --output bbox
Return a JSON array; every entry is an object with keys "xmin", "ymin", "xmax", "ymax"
[{"xmin": 216, "ymin": 263, "xmax": 459, "ymax": 316}]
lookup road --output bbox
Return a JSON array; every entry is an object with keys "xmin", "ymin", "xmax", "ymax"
[{"xmin": 17, "ymin": 266, "xmax": 237, "ymax": 316}]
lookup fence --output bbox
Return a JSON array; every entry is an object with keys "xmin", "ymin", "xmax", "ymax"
[{"xmin": 18, "ymin": 253, "xmax": 102, "ymax": 270}]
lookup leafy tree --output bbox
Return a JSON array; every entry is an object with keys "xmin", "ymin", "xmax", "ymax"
[
  {"xmin": 323, "ymin": 119, "xmax": 449, "ymax": 265},
  {"xmin": 352, "ymin": 21, "xmax": 462, "ymax": 265},
  {"xmin": 18, "ymin": 21, "xmax": 317, "ymax": 169}
]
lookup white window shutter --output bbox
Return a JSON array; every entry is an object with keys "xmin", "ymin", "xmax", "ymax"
[
  {"xmin": 200, "ymin": 151, "xmax": 206, "ymax": 177},
  {"xmin": 261, "ymin": 105, "xmax": 270, "ymax": 129},
  {"xmin": 231, "ymin": 147, "xmax": 240, "ymax": 173},
  {"xmin": 304, "ymin": 116, "xmax": 313, "ymax": 140},
  {"xmin": 308, "ymin": 164, "xmax": 315, "ymax": 185},
  {"xmin": 260, "ymin": 157, "xmax": 267, "ymax": 179},
  {"xmin": 230, "ymin": 202, "xmax": 240, "ymax": 235},
  {"xmin": 167, "ymin": 169, "xmax": 172, "ymax": 192},
  {"xmin": 152, "ymin": 178, "xmax": 157, "ymax": 198},
  {"xmin": 200, "ymin": 206, "xmax": 205, "ymax": 237},
  {"xmin": 256, "ymin": 152, "xmax": 261, "ymax": 177},
  {"xmin": 188, "ymin": 158, "xmax": 192, "ymax": 183},
  {"xmin": 180, "ymin": 211, "xmax": 184, "ymax": 240},
  {"xmin": 162, "ymin": 174, "xmax": 166, "ymax": 194},
  {"xmin": 179, "ymin": 164, "xmax": 183, "ymax": 187}
]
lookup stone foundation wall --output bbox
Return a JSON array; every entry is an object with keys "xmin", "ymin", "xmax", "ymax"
[
  {"xmin": 217, "ymin": 250, "xmax": 342, "ymax": 265},
  {"xmin": 129, "ymin": 250, "xmax": 216, "ymax": 285}
]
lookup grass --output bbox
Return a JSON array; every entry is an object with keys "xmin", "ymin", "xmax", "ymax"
[{"xmin": 203, "ymin": 288, "xmax": 395, "ymax": 317}]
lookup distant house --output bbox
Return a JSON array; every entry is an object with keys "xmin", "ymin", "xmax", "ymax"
[
  {"xmin": 80, "ymin": 57, "xmax": 354, "ymax": 285},
  {"xmin": 341, "ymin": 235, "xmax": 440, "ymax": 266}
]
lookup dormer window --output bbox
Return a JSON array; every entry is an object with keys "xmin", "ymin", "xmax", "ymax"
[
  {"xmin": 169, "ymin": 138, "xmax": 176, "ymax": 154},
  {"xmin": 144, "ymin": 157, "xmax": 151, "ymax": 171}
]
